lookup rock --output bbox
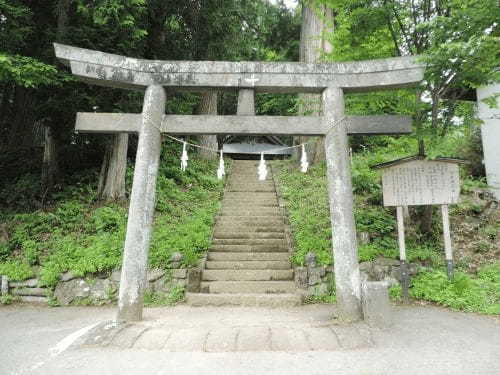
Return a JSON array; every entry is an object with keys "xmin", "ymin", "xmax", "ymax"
[
  {"xmin": 151, "ymin": 276, "xmax": 167, "ymax": 293},
  {"xmin": 308, "ymin": 267, "xmax": 323, "ymax": 286},
  {"xmin": 186, "ymin": 268, "xmax": 201, "ymax": 293},
  {"xmin": 60, "ymin": 271, "xmax": 77, "ymax": 282},
  {"xmin": 111, "ymin": 269, "xmax": 122, "ymax": 283},
  {"xmin": 170, "ymin": 252, "xmax": 184, "ymax": 263},
  {"xmin": 358, "ymin": 232, "xmax": 370, "ymax": 245},
  {"xmin": 89, "ymin": 279, "xmax": 113, "ymax": 301},
  {"xmin": 390, "ymin": 263, "xmax": 417, "ymax": 281},
  {"xmin": 359, "ymin": 262, "xmax": 373, "ymax": 274},
  {"xmin": 294, "ymin": 267, "xmax": 308, "ymax": 289},
  {"xmin": 148, "ymin": 268, "xmax": 165, "ymax": 282},
  {"xmin": 171, "ymin": 269, "xmax": 187, "ymax": 279},
  {"xmin": 54, "ymin": 279, "xmax": 91, "ymax": 305},
  {"xmin": 305, "ymin": 252, "xmax": 317, "ymax": 268},
  {"xmin": 310, "ymin": 283, "xmax": 328, "ymax": 296},
  {"xmin": 372, "ymin": 264, "xmax": 390, "ymax": 281},
  {"xmin": 374, "ymin": 257, "xmax": 400, "ymax": 267}
]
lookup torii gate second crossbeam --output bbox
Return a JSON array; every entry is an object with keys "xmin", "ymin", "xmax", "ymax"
[{"xmin": 54, "ymin": 43, "xmax": 424, "ymax": 323}]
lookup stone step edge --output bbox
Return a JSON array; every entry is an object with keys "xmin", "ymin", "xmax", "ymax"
[{"xmin": 186, "ymin": 293, "xmax": 302, "ymax": 307}]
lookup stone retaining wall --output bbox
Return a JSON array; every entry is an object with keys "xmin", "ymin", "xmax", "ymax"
[{"xmin": 0, "ymin": 267, "xmax": 201, "ymax": 305}]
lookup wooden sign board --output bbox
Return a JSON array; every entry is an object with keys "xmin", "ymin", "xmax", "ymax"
[{"xmin": 381, "ymin": 160, "xmax": 460, "ymax": 207}]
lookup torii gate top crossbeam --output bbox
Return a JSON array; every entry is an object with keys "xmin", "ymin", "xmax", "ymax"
[{"xmin": 54, "ymin": 43, "xmax": 424, "ymax": 93}]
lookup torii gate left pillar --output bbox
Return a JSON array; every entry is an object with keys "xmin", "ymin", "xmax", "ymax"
[
  {"xmin": 54, "ymin": 43, "xmax": 423, "ymax": 322},
  {"xmin": 117, "ymin": 85, "xmax": 165, "ymax": 321}
]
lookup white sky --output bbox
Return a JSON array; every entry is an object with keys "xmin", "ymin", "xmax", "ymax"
[{"xmin": 270, "ymin": 0, "xmax": 298, "ymax": 9}]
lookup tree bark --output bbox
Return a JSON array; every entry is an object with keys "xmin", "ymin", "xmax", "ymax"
[
  {"xmin": 295, "ymin": 1, "xmax": 334, "ymax": 163},
  {"xmin": 41, "ymin": 126, "xmax": 59, "ymax": 193},
  {"xmin": 196, "ymin": 91, "xmax": 218, "ymax": 160},
  {"xmin": 98, "ymin": 133, "xmax": 129, "ymax": 201}
]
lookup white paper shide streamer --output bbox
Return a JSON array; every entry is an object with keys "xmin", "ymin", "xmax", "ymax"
[
  {"xmin": 180, "ymin": 141, "xmax": 189, "ymax": 171},
  {"xmin": 300, "ymin": 144, "xmax": 309, "ymax": 173},
  {"xmin": 258, "ymin": 152, "xmax": 268, "ymax": 181},
  {"xmin": 217, "ymin": 150, "xmax": 225, "ymax": 180}
]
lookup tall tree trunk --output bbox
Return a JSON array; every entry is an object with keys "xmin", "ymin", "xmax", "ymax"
[
  {"xmin": 197, "ymin": 91, "xmax": 218, "ymax": 160},
  {"xmin": 98, "ymin": 134, "xmax": 129, "ymax": 201},
  {"xmin": 7, "ymin": 86, "xmax": 34, "ymax": 149},
  {"xmin": 41, "ymin": 126, "xmax": 59, "ymax": 193},
  {"xmin": 294, "ymin": 1, "xmax": 334, "ymax": 163},
  {"xmin": 41, "ymin": 0, "xmax": 72, "ymax": 192}
]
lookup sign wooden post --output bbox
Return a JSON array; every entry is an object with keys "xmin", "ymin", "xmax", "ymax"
[
  {"xmin": 375, "ymin": 157, "xmax": 464, "ymax": 298},
  {"xmin": 441, "ymin": 204, "xmax": 454, "ymax": 280},
  {"xmin": 54, "ymin": 43, "xmax": 424, "ymax": 322},
  {"xmin": 396, "ymin": 206, "xmax": 410, "ymax": 301}
]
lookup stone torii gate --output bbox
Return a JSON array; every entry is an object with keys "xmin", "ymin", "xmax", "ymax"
[{"xmin": 54, "ymin": 43, "xmax": 424, "ymax": 323}]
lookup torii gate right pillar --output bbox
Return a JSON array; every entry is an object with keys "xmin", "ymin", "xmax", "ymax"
[{"xmin": 323, "ymin": 87, "xmax": 363, "ymax": 321}]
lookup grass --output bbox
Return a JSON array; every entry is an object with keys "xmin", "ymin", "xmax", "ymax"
[{"xmin": 0, "ymin": 142, "xmax": 227, "ymax": 288}]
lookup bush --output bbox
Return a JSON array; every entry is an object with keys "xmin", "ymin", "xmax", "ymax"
[{"xmin": 410, "ymin": 267, "xmax": 499, "ymax": 314}]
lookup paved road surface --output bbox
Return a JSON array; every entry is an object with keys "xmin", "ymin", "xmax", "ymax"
[{"xmin": 0, "ymin": 303, "xmax": 498, "ymax": 375}]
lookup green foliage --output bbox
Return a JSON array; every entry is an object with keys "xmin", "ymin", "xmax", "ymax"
[
  {"xmin": 143, "ymin": 285, "xmax": 185, "ymax": 307},
  {"xmin": 411, "ymin": 267, "xmax": 500, "ymax": 315},
  {"xmin": 389, "ymin": 284, "xmax": 402, "ymax": 302},
  {"xmin": 0, "ymin": 295, "xmax": 20, "ymax": 305},
  {"xmin": 0, "ymin": 261, "xmax": 34, "ymax": 281}
]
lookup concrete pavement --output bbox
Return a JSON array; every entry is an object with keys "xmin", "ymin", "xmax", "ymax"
[{"xmin": 0, "ymin": 303, "xmax": 499, "ymax": 375}]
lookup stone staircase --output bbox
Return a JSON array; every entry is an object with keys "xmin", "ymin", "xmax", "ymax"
[{"xmin": 186, "ymin": 160, "xmax": 301, "ymax": 307}]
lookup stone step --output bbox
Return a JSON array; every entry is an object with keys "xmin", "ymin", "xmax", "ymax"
[
  {"xmin": 201, "ymin": 281, "xmax": 296, "ymax": 294},
  {"xmin": 215, "ymin": 215, "xmax": 284, "ymax": 227},
  {"xmin": 222, "ymin": 201, "xmax": 278, "ymax": 206},
  {"xmin": 186, "ymin": 293, "xmax": 302, "ymax": 307},
  {"xmin": 213, "ymin": 232, "xmax": 284, "ymax": 239},
  {"xmin": 210, "ymin": 244, "xmax": 288, "ymax": 252},
  {"xmin": 213, "ymin": 225, "xmax": 284, "ymax": 233},
  {"xmin": 228, "ymin": 181, "xmax": 275, "ymax": 186},
  {"xmin": 220, "ymin": 209, "xmax": 281, "ymax": 216},
  {"xmin": 207, "ymin": 252, "xmax": 290, "ymax": 261},
  {"xmin": 212, "ymin": 238, "xmax": 284, "ymax": 246},
  {"xmin": 227, "ymin": 186, "xmax": 276, "ymax": 192},
  {"xmin": 205, "ymin": 260, "xmax": 291, "ymax": 270},
  {"xmin": 202, "ymin": 269, "xmax": 293, "ymax": 281},
  {"xmin": 224, "ymin": 191, "xmax": 277, "ymax": 199}
]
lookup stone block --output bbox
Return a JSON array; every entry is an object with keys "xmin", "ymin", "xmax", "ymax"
[
  {"xmin": 171, "ymin": 269, "xmax": 187, "ymax": 279},
  {"xmin": 372, "ymin": 264, "xmax": 390, "ymax": 281},
  {"xmin": 89, "ymin": 279, "xmax": 113, "ymax": 301},
  {"xmin": 305, "ymin": 252, "xmax": 317, "ymax": 268},
  {"xmin": 308, "ymin": 267, "xmax": 323, "ymax": 286},
  {"xmin": 358, "ymin": 231, "xmax": 370, "ymax": 245},
  {"xmin": 110, "ymin": 269, "xmax": 122, "ymax": 282},
  {"xmin": 147, "ymin": 268, "xmax": 165, "ymax": 282},
  {"xmin": 60, "ymin": 272, "xmax": 77, "ymax": 282},
  {"xmin": 9, "ymin": 278, "xmax": 38, "ymax": 288},
  {"xmin": 11, "ymin": 287, "xmax": 47, "ymax": 297},
  {"xmin": 294, "ymin": 267, "xmax": 308, "ymax": 289},
  {"xmin": 361, "ymin": 281, "xmax": 392, "ymax": 328},
  {"xmin": 359, "ymin": 261, "xmax": 373, "ymax": 274},
  {"xmin": 186, "ymin": 268, "xmax": 201, "ymax": 293},
  {"xmin": 170, "ymin": 252, "xmax": 184, "ymax": 263},
  {"xmin": 54, "ymin": 279, "xmax": 91, "ymax": 305},
  {"xmin": 390, "ymin": 263, "xmax": 417, "ymax": 281},
  {"xmin": 1, "ymin": 275, "xmax": 8, "ymax": 296}
]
